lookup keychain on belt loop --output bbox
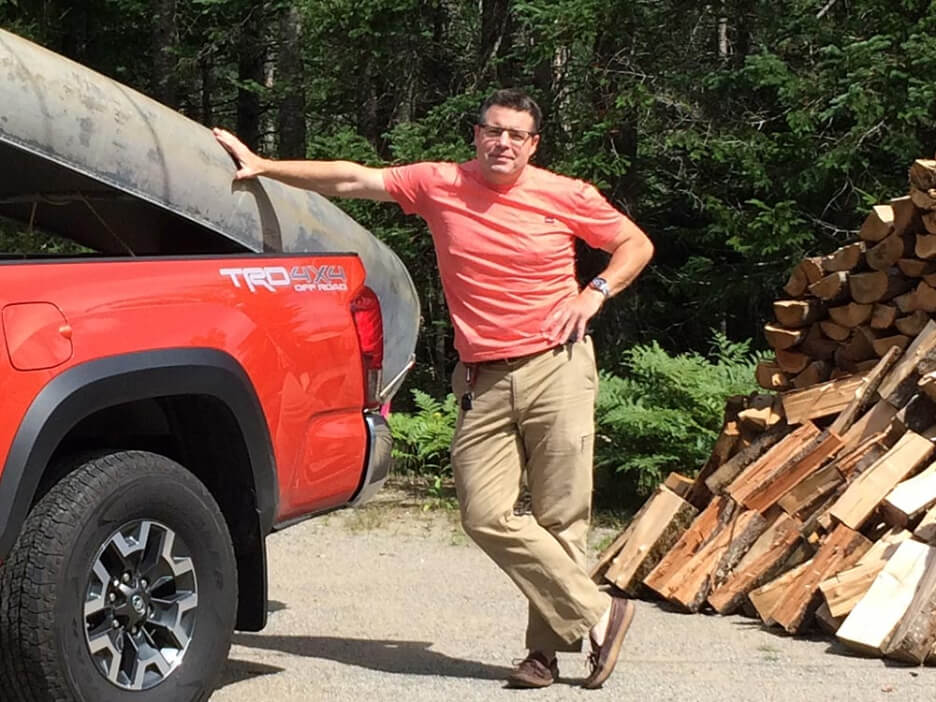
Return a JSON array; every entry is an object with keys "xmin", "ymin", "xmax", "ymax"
[{"xmin": 461, "ymin": 363, "xmax": 478, "ymax": 411}]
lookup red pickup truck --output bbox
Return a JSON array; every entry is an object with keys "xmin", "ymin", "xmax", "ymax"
[{"xmin": 0, "ymin": 29, "xmax": 420, "ymax": 702}]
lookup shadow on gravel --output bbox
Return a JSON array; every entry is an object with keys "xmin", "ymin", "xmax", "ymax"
[
  {"xmin": 232, "ymin": 633, "xmax": 512, "ymax": 680},
  {"xmin": 218, "ymin": 658, "xmax": 285, "ymax": 689}
]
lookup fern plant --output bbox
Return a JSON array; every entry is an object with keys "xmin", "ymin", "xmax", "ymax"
[
  {"xmin": 387, "ymin": 389, "xmax": 458, "ymax": 477},
  {"xmin": 595, "ymin": 332, "xmax": 766, "ymax": 507}
]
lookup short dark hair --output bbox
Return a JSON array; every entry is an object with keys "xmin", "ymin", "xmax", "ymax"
[{"xmin": 479, "ymin": 89, "xmax": 542, "ymax": 133}]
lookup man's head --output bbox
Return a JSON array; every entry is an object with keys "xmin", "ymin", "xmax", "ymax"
[{"xmin": 473, "ymin": 89, "xmax": 541, "ymax": 186}]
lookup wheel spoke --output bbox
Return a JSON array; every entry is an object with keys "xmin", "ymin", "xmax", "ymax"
[
  {"xmin": 87, "ymin": 627, "xmax": 124, "ymax": 684},
  {"xmin": 149, "ymin": 591, "xmax": 198, "ymax": 648}
]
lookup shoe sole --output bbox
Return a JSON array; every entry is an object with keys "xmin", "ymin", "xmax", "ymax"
[{"xmin": 583, "ymin": 598, "xmax": 635, "ymax": 689}]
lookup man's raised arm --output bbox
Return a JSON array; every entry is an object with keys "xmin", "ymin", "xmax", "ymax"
[{"xmin": 212, "ymin": 128, "xmax": 394, "ymax": 202}]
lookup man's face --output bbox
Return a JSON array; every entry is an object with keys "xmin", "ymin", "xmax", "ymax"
[{"xmin": 473, "ymin": 105, "xmax": 540, "ymax": 186}]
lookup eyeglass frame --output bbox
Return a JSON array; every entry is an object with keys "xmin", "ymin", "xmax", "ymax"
[{"xmin": 476, "ymin": 123, "xmax": 538, "ymax": 145}]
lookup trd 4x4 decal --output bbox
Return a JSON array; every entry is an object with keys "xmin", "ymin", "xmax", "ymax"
[{"xmin": 219, "ymin": 265, "xmax": 348, "ymax": 293}]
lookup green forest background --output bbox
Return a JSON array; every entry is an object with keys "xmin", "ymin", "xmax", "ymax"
[{"xmin": 2, "ymin": 0, "xmax": 935, "ymax": 506}]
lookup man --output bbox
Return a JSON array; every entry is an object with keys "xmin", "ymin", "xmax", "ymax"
[{"xmin": 213, "ymin": 88, "xmax": 654, "ymax": 689}]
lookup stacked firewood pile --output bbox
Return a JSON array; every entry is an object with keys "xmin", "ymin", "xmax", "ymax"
[
  {"xmin": 757, "ymin": 159, "xmax": 936, "ymax": 390},
  {"xmin": 593, "ymin": 158, "xmax": 936, "ymax": 664}
]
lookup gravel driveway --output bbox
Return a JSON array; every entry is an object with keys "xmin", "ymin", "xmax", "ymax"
[{"xmin": 212, "ymin": 489, "xmax": 936, "ymax": 702}]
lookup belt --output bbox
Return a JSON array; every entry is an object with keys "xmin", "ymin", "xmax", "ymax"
[{"xmin": 474, "ymin": 344, "xmax": 564, "ymax": 367}]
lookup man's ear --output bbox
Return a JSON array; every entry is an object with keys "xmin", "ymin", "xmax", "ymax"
[
  {"xmin": 529, "ymin": 134, "xmax": 540, "ymax": 157},
  {"xmin": 472, "ymin": 124, "xmax": 480, "ymax": 147}
]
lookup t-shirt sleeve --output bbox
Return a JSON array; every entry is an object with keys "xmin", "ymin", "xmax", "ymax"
[
  {"xmin": 382, "ymin": 162, "xmax": 436, "ymax": 216},
  {"xmin": 570, "ymin": 182, "xmax": 632, "ymax": 251}
]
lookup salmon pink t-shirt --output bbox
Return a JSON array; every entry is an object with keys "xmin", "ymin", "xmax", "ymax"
[{"xmin": 383, "ymin": 160, "xmax": 630, "ymax": 363}]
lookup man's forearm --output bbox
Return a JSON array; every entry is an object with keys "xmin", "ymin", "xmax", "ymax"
[
  {"xmin": 253, "ymin": 159, "xmax": 368, "ymax": 196},
  {"xmin": 600, "ymin": 226, "xmax": 655, "ymax": 297}
]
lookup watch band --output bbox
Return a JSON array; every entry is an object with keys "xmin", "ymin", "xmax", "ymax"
[{"xmin": 588, "ymin": 276, "xmax": 611, "ymax": 299}]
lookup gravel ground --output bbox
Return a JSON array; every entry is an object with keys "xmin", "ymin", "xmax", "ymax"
[{"xmin": 212, "ymin": 489, "xmax": 936, "ymax": 702}]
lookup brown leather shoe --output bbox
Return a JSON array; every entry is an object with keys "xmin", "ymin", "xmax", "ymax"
[
  {"xmin": 506, "ymin": 651, "xmax": 559, "ymax": 688},
  {"xmin": 582, "ymin": 597, "xmax": 635, "ymax": 689}
]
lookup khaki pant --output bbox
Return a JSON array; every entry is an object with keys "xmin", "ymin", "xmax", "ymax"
[{"xmin": 450, "ymin": 337, "xmax": 611, "ymax": 652}]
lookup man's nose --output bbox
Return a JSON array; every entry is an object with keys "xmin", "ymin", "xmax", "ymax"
[{"xmin": 497, "ymin": 130, "xmax": 513, "ymax": 147}]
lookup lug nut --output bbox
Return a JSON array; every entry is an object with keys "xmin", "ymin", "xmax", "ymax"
[
  {"xmin": 121, "ymin": 573, "xmax": 131, "ymax": 584},
  {"xmin": 112, "ymin": 578, "xmax": 120, "ymax": 588},
  {"xmin": 108, "ymin": 592, "xmax": 116, "ymax": 603},
  {"xmin": 140, "ymin": 578, "xmax": 148, "ymax": 589},
  {"xmin": 112, "ymin": 620, "xmax": 120, "ymax": 629}
]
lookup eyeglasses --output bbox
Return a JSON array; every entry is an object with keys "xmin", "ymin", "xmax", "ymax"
[{"xmin": 477, "ymin": 123, "xmax": 537, "ymax": 145}]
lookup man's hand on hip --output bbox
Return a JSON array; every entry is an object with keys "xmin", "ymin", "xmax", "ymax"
[{"xmin": 542, "ymin": 289, "xmax": 604, "ymax": 345}]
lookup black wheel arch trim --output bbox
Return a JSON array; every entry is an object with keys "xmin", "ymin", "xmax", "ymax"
[{"xmin": 0, "ymin": 348, "xmax": 278, "ymax": 561}]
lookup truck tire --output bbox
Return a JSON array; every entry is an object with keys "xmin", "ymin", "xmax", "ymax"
[{"xmin": 0, "ymin": 451, "xmax": 238, "ymax": 702}]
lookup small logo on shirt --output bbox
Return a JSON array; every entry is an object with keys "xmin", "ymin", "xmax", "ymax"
[{"xmin": 545, "ymin": 216, "xmax": 556, "ymax": 224}]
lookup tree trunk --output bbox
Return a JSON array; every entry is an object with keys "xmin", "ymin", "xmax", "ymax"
[
  {"xmin": 276, "ymin": 4, "xmax": 306, "ymax": 159},
  {"xmin": 152, "ymin": 0, "xmax": 178, "ymax": 108},
  {"xmin": 237, "ymin": 5, "xmax": 266, "ymax": 152}
]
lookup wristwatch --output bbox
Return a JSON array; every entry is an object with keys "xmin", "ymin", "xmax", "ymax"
[{"xmin": 588, "ymin": 276, "xmax": 611, "ymax": 300}]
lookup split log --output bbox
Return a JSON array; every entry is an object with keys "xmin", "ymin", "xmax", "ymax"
[
  {"xmin": 665, "ymin": 509, "xmax": 766, "ymax": 612},
  {"xmin": 815, "ymin": 601, "xmax": 844, "ymax": 635},
  {"xmin": 818, "ymin": 528, "xmax": 913, "ymax": 618},
  {"xmin": 739, "ymin": 431, "xmax": 844, "ymax": 514},
  {"xmin": 597, "ymin": 485, "xmax": 699, "ymax": 593},
  {"xmin": 809, "ymin": 271, "xmax": 849, "ymax": 302},
  {"xmin": 766, "ymin": 524, "xmax": 871, "ymax": 633},
  {"xmin": 895, "ymin": 310, "xmax": 930, "ymax": 336},
  {"xmin": 828, "ymin": 430, "xmax": 935, "ymax": 531},
  {"xmin": 871, "ymin": 334, "xmax": 910, "ymax": 358},
  {"xmin": 838, "ymin": 400, "xmax": 898, "ymax": 452},
  {"xmin": 892, "ymin": 196, "xmax": 921, "ymax": 237},
  {"xmin": 881, "ymin": 460, "xmax": 936, "ymax": 527},
  {"xmin": 764, "ymin": 324, "xmax": 805, "ymax": 351},
  {"xmin": 819, "ymin": 320, "xmax": 850, "ymax": 341},
  {"xmin": 894, "ymin": 289, "xmax": 918, "ymax": 314},
  {"xmin": 704, "ymin": 423, "xmax": 792, "ymax": 495},
  {"xmin": 777, "ymin": 463, "xmax": 843, "ymax": 519},
  {"xmin": 792, "ymin": 361, "xmax": 831, "ymax": 389},
  {"xmin": 748, "ymin": 559, "xmax": 812, "ymax": 623},
  {"xmin": 916, "ymin": 281, "xmax": 936, "ymax": 312},
  {"xmin": 775, "ymin": 348, "xmax": 810, "ymax": 374},
  {"xmin": 780, "ymin": 373, "xmax": 870, "ymax": 426},
  {"xmin": 799, "ymin": 323, "xmax": 838, "ymax": 360},
  {"xmin": 724, "ymin": 422, "xmax": 821, "ymax": 504},
  {"xmin": 898, "ymin": 258, "xmax": 936, "ymax": 278},
  {"xmin": 858, "ymin": 204, "xmax": 895, "ymax": 243},
  {"xmin": 827, "ymin": 302, "xmax": 872, "ymax": 328},
  {"xmin": 865, "ymin": 233, "xmax": 908, "ymax": 271},
  {"xmin": 663, "ymin": 472, "xmax": 694, "ymax": 499},
  {"xmin": 643, "ymin": 496, "xmax": 736, "ymax": 596},
  {"xmin": 924, "ymin": 211, "xmax": 936, "ymax": 235},
  {"xmin": 685, "ymin": 405, "xmax": 744, "ymax": 509},
  {"xmin": 884, "ymin": 547, "xmax": 936, "ymax": 664},
  {"xmin": 837, "ymin": 540, "xmax": 936, "ymax": 659},
  {"xmin": 828, "ymin": 347, "xmax": 901, "ymax": 436},
  {"xmin": 738, "ymin": 397, "xmax": 785, "ymax": 432},
  {"xmin": 834, "ymin": 330, "xmax": 876, "ymax": 367},
  {"xmin": 878, "ymin": 319, "xmax": 936, "ymax": 406},
  {"xmin": 911, "ymin": 187, "xmax": 936, "ymax": 211},
  {"xmin": 909, "ymin": 159, "xmax": 936, "ymax": 191},
  {"xmin": 755, "ymin": 361, "xmax": 790, "ymax": 391},
  {"xmin": 773, "ymin": 300, "xmax": 824, "ymax": 328},
  {"xmin": 916, "ymin": 233, "xmax": 936, "ymax": 259},
  {"xmin": 892, "ymin": 393, "xmax": 936, "ymax": 434},
  {"xmin": 921, "ymin": 372, "xmax": 936, "ymax": 404},
  {"xmin": 708, "ymin": 512, "xmax": 804, "ymax": 615},
  {"xmin": 915, "ymin": 505, "xmax": 936, "ymax": 544},
  {"xmin": 784, "ymin": 258, "xmax": 825, "ymax": 296},
  {"xmin": 822, "ymin": 242, "xmax": 865, "ymax": 272},
  {"xmin": 847, "ymin": 271, "xmax": 887, "ymax": 304},
  {"xmin": 870, "ymin": 303, "xmax": 898, "ymax": 330}
]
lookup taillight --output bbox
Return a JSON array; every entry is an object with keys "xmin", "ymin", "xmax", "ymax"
[{"xmin": 351, "ymin": 286, "xmax": 384, "ymax": 410}]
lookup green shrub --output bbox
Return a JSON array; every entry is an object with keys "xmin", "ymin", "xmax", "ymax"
[
  {"xmin": 387, "ymin": 389, "xmax": 458, "ymax": 478},
  {"xmin": 594, "ymin": 332, "xmax": 765, "ymax": 508}
]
